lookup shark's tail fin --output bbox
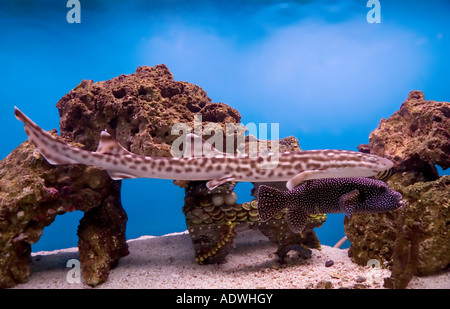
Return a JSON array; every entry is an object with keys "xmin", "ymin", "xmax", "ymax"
[
  {"xmin": 257, "ymin": 185, "xmax": 287, "ymax": 222},
  {"xmin": 14, "ymin": 107, "xmax": 80, "ymax": 165},
  {"xmin": 15, "ymin": 107, "xmax": 143, "ymax": 181}
]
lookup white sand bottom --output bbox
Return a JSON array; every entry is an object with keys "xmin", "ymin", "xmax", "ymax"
[{"xmin": 13, "ymin": 229, "xmax": 450, "ymax": 289}]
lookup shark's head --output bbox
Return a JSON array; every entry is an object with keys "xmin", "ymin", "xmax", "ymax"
[
  {"xmin": 348, "ymin": 151, "xmax": 394, "ymax": 176},
  {"xmin": 350, "ymin": 151, "xmax": 394, "ymax": 177},
  {"xmin": 363, "ymin": 153, "xmax": 394, "ymax": 171},
  {"xmin": 313, "ymin": 150, "xmax": 394, "ymax": 180}
]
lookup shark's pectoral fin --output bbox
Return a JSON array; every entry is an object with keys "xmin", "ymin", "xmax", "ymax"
[
  {"xmin": 339, "ymin": 189, "xmax": 360, "ymax": 218},
  {"xmin": 286, "ymin": 170, "xmax": 322, "ymax": 190},
  {"xmin": 206, "ymin": 175, "xmax": 235, "ymax": 190},
  {"xmin": 107, "ymin": 171, "xmax": 138, "ymax": 180},
  {"xmin": 286, "ymin": 208, "xmax": 308, "ymax": 234}
]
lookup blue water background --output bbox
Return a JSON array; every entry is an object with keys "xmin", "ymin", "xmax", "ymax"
[{"xmin": 0, "ymin": 0, "xmax": 449, "ymax": 251}]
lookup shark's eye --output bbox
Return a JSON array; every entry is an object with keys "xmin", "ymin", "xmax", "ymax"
[
  {"xmin": 366, "ymin": 156, "xmax": 378, "ymax": 163},
  {"xmin": 379, "ymin": 186, "xmax": 387, "ymax": 193}
]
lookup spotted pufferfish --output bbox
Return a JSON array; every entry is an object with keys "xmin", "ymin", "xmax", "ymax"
[{"xmin": 257, "ymin": 177, "xmax": 403, "ymax": 233}]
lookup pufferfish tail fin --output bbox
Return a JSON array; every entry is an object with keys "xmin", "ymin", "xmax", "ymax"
[{"xmin": 256, "ymin": 185, "xmax": 287, "ymax": 222}]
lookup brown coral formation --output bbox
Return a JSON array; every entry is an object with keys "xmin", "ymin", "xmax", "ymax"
[
  {"xmin": 183, "ymin": 136, "xmax": 326, "ymax": 265},
  {"xmin": 9, "ymin": 65, "xmax": 447, "ymax": 289},
  {"xmin": 184, "ymin": 182, "xmax": 326, "ymax": 265},
  {"xmin": 345, "ymin": 175, "xmax": 449, "ymax": 272},
  {"xmin": 56, "ymin": 63, "xmax": 319, "ymax": 266},
  {"xmin": 345, "ymin": 91, "xmax": 450, "ymax": 288},
  {"xmin": 0, "ymin": 134, "xmax": 128, "ymax": 288},
  {"xmin": 1, "ymin": 64, "xmax": 248, "ymax": 288},
  {"xmin": 358, "ymin": 90, "xmax": 449, "ymax": 180},
  {"xmin": 56, "ymin": 64, "xmax": 244, "ymax": 156}
]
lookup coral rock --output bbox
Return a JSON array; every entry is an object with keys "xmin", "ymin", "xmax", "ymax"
[
  {"xmin": 56, "ymin": 64, "xmax": 244, "ymax": 156},
  {"xmin": 0, "ymin": 137, "xmax": 128, "ymax": 288},
  {"xmin": 358, "ymin": 90, "xmax": 449, "ymax": 179},
  {"xmin": 346, "ymin": 91, "xmax": 450, "ymax": 288},
  {"xmin": 3, "ymin": 64, "xmax": 248, "ymax": 287},
  {"xmin": 78, "ymin": 195, "xmax": 129, "ymax": 287},
  {"xmin": 183, "ymin": 136, "xmax": 326, "ymax": 265},
  {"xmin": 345, "ymin": 176, "xmax": 450, "ymax": 279}
]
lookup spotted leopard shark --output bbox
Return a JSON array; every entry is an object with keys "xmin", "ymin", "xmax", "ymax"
[{"xmin": 14, "ymin": 107, "xmax": 393, "ymax": 190}]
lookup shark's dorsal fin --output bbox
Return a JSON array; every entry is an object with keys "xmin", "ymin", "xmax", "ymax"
[
  {"xmin": 183, "ymin": 133, "xmax": 224, "ymax": 158},
  {"xmin": 96, "ymin": 131, "xmax": 133, "ymax": 156}
]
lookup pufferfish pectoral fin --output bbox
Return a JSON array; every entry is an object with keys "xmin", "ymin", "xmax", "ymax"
[
  {"xmin": 339, "ymin": 189, "xmax": 360, "ymax": 218},
  {"xmin": 285, "ymin": 208, "xmax": 308, "ymax": 234}
]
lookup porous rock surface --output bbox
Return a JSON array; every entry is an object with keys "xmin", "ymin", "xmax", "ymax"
[
  {"xmin": 345, "ymin": 175, "xmax": 449, "ymax": 272},
  {"xmin": 56, "ymin": 64, "xmax": 244, "ymax": 155},
  {"xmin": 1, "ymin": 64, "xmax": 247, "ymax": 288},
  {"xmin": 345, "ymin": 91, "xmax": 450, "ymax": 288},
  {"xmin": 0, "ymin": 135, "xmax": 128, "ymax": 288},
  {"xmin": 57, "ymin": 64, "xmax": 325, "ymax": 266},
  {"xmin": 182, "ymin": 136, "xmax": 327, "ymax": 265},
  {"xmin": 358, "ymin": 90, "xmax": 449, "ymax": 180}
]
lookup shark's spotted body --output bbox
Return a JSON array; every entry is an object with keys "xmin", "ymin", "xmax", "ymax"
[
  {"xmin": 14, "ymin": 107, "xmax": 394, "ymax": 190},
  {"xmin": 257, "ymin": 177, "xmax": 403, "ymax": 233}
]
